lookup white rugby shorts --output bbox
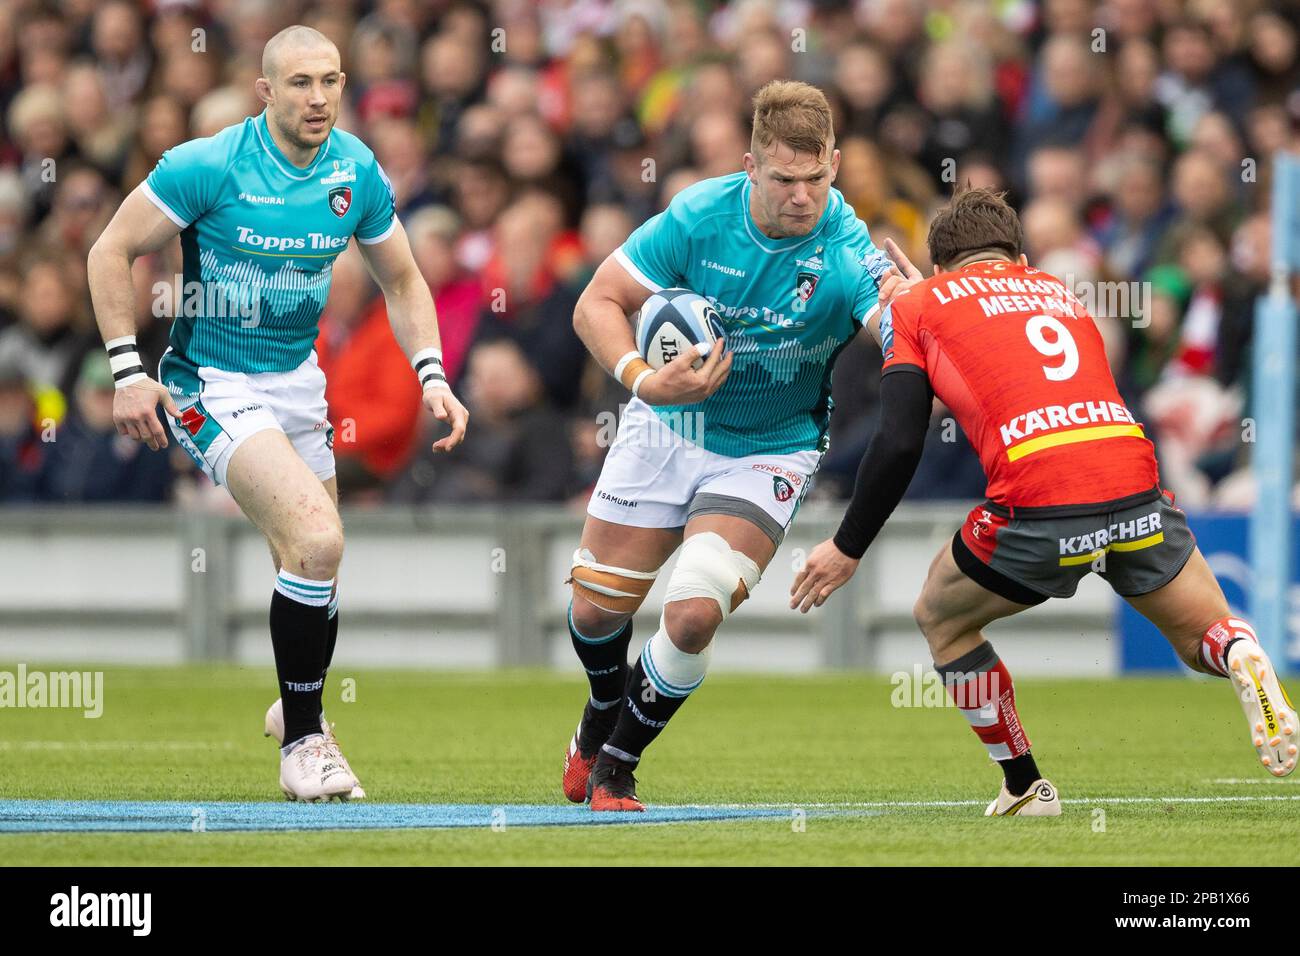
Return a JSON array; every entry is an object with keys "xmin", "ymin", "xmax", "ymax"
[
  {"xmin": 587, "ymin": 398, "xmax": 821, "ymax": 545},
  {"xmin": 159, "ymin": 348, "xmax": 335, "ymax": 486}
]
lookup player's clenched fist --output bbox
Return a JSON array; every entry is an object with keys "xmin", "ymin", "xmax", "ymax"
[
  {"xmin": 425, "ymin": 385, "xmax": 469, "ymax": 452},
  {"xmin": 636, "ymin": 338, "xmax": 733, "ymax": 406},
  {"xmin": 789, "ymin": 537, "xmax": 861, "ymax": 614},
  {"xmin": 114, "ymin": 378, "xmax": 181, "ymax": 452}
]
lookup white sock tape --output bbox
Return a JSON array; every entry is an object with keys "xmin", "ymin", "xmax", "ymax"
[{"xmin": 641, "ymin": 624, "xmax": 710, "ymax": 698}]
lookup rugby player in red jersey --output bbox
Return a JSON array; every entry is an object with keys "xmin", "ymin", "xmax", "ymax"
[{"xmin": 790, "ymin": 187, "xmax": 1295, "ymax": 815}]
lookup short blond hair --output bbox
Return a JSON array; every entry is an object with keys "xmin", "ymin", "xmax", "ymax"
[{"xmin": 750, "ymin": 80, "xmax": 834, "ymax": 162}]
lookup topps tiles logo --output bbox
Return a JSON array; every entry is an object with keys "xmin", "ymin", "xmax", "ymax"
[
  {"xmin": 234, "ymin": 225, "xmax": 348, "ymax": 252},
  {"xmin": 50, "ymin": 887, "xmax": 151, "ymax": 936}
]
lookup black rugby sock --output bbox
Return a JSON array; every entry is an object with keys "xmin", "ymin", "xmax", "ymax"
[
  {"xmin": 322, "ymin": 597, "xmax": 339, "ymax": 680},
  {"xmin": 270, "ymin": 571, "xmax": 332, "ymax": 747},
  {"xmin": 1001, "ymin": 752, "xmax": 1042, "ymax": 797},
  {"xmin": 568, "ymin": 605, "xmax": 633, "ymax": 706},
  {"xmin": 602, "ymin": 655, "xmax": 692, "ymax": 763}
]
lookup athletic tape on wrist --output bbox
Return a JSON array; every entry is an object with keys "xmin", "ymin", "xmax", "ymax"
[
  {"xmin": 612, "ymin": 350, "xmax": 639, "ymax": 381},
  {"xmin": 630, "ymin": 367, "xmax": 653, "ymax": 399},
  {"xmin": 614, "ymin": 349, "xmax": 652, "ymax": 393},
  {"xmin": 411, "ymin": 347, "xmax": 448, "ymax": 391},
  {"xmin": 105, "ymin": 334, "xmax": 146, "ymax": 389}
]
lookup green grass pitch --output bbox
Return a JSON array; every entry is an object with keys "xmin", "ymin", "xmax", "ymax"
[{"xmin": 2, "ymin": 665, "xmax": 1297, "ymax": 865}]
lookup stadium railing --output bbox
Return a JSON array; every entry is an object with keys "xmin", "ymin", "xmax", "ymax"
[{"xmin": 0, "ymin": 504, "xmax": 1114, "ymax": 674}]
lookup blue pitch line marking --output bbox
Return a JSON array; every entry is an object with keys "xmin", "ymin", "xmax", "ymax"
[{"xmin": 0, "ymin": 801, "xmax": 799, "ymax": 833}]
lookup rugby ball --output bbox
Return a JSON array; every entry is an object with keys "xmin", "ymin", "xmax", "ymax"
[{"xmin": 635, "ymin": 289, "xmax": 725, "ymax": 370}]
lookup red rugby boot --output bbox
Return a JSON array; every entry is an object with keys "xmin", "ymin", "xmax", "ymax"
[
  {"xmin": 587, "ymin": 753, "xmax": 645, "ymax": 812},
  {"xmin": 562, "ymin": 700, "xmax": 618, "ymax": 802}
]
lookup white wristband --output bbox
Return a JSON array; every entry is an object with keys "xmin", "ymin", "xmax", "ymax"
[
  {"xmin": 105, "ymin": 335, "xmax": 147, "ymax": 389},
  {"xmin": 630, "ymin": 367, "xmax": 653, "ymax": 399},
  {"xmin": 411, "ymin": 347, "xmax": 446, "ymax": 391},
  {"xmin": 612, "ymin": 350, "xmax": 641, "ymax": 383}
]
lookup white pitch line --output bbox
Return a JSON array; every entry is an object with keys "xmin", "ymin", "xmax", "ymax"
[
  {"xmin": 668, "ymin": 794, "xmax": 1300, "ymax": 809},
  {"xmin": 1068, "ymin": 795, "xmax": 1300, "ymax": 805},
  {"xmin": 0, "ymin": 741, "xmax": 237, "ymax": 751}
]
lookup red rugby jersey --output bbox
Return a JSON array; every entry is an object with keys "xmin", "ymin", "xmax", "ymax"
[{"xmin": 880, "ymin": 260, "xmax": 1159, "ymax": 513}]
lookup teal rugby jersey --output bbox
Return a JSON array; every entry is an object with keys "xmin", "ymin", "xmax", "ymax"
[
  {"xmin": 614, "ymin": 171, "xmax": 890, "ymax": 458},
  {"xmin": 142, "ymin": 110, "xmax": 396, "ymax": 374}
]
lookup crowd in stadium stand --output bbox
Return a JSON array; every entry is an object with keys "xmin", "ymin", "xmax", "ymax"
[{"xmin": 0, "ymin": 0, "xmax": 1296, "ymax": 511}]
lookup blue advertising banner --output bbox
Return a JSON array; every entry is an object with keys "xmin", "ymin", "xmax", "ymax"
[{"xmin": 1118, "ymin": 512, "xmax": 1300, "ymax": 672}]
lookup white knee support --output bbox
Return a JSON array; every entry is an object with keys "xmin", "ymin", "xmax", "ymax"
[
  {"xmin": 641, "ymin": 625, "xmax": 712, "ymax": 699},
  {"xmin": 664, "ymin": 531, "xmax": 761, "ymax": 622}
]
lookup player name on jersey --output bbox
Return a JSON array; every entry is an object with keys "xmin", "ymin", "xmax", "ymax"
[
  {"xmin": 929, "ymin": 273, "xmax": 1075, "ymax": 302},
  {"xmin": 928, "ymin": 273, "xmax": 1083, "ymax": 320},
  {"xmin": 884, "ymin": 260, "xmax": 1158, "ymax": 510}
]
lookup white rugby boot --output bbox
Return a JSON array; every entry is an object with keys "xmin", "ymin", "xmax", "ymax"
[
  {"xmin": 266, "ymin": 698, "xmax": 367, "ymax": 799},
  {"xmin": 279, "ymin": 733, "xmax": 359, "ymax": 803},
  {"xmin": 985, "ymin": 778, "xmax": 1061, "ymax": 816},
  {"xmin": 1228, "ymin": 640, "xmax": 1298, "ymax": 777}
]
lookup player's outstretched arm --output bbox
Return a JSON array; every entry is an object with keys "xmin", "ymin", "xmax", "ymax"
[
  {"xmin": 789, "ymin": 369, "xmax": 933, "ymax": 613},
  {"xmin": 356, "ymin": 219, "xmax": 468, "ymax": 453},
  {"xmin": 574, "ymin": 254, "xmax": 732, "ymax": 405},
  {"xmin": 87, "ymin": 186, "xmax": 185, "ymax": 451}
]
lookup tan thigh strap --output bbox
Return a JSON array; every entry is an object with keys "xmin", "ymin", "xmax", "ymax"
[{"xmin": 568, "ymin": 548, "xmax": 660, "ymax": 614}]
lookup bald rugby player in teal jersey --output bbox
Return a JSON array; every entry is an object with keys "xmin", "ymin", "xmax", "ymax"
[{"xmin": 88, "ymin": 25, "xmax": 468, "ymax": 802}]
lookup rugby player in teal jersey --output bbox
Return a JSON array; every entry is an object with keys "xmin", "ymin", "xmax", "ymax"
[
  {"xmin": 87, "ymin": 26, "xmax": 468, "ymax": 802},
  {"xmin": 562, "ymin": 80, "xmax": 920, "ymax": 810}
]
